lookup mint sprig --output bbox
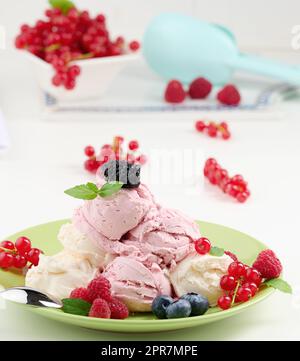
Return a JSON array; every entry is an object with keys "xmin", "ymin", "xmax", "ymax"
[
  {"xmin": 64, "ymin": 182, "xmax": 123, "ymax": 200},
  {"xmin": 263, "ymin": 278, "xmax": 292, "ymax": 294},
  {"xmin": 62, "ymin": 298, "xmax": 91, "ymax": 316},
  {"xmin": 210, "ymin": 246, "xmax": 225, "ymax": 257},
  {"xmin": 49, "ymin": 0, "xmax": 75, "ymax": 14}
]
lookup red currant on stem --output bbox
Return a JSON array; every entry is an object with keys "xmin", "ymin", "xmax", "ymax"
[
  {"xmin": 217, "ymin": 295, "xmax": 232, "ymax": 310},
  {"xmin": 13, "ymin": 255, "xmax": 28, "ymax": 269},
  {"xmin": 228, "ymin": 261, "xmax": 246, "ymax": 278},
  {"xmin": 15, "ymin": 236, "xmax": 31, "ymax": 255},
  {"xmin": 27, "ymin": 248, "xmax": 41, "ymax": 266},
  {"xmin": 220, "ymin": 275, "xmax": 237, "ymax": 291},
  {"xmin": 195, "ymin": 120, "xmax": 206, "ymax": 132},
  {"xmin": 0, "ymin": 252, "xmax": 14, "ymax": 268},
  {"xmin": 0, "ymin": 240, "xmax": 15, "ymax": 251},
  {"xmin": 129, "ymin": 40, "xmax": 140, "ymax": 51},
  {"xmin": 242, "ymin": 282, "xmax": 258, "ymax": 296},
  {"xmin": 245, "ymin": 268, "xmax": 262, "ymax": 286},
  {"xmin": 136, "ymin": 154, "xmax": 147, "ymax": 165},
  {"xmin": 84, "ymin": 145, "xmax": 95, "ymax": 157},
  {"xmin": 84, "ymin": 158, "xmax": 99, "ymax": 172},
  {"xmin": 207, "ymin": 123, "xmax": 218, "ymax": 137},
  {"xmin": 194, "ymin": 237, "xmax": 211, "ymax": 255},
  {"xmin": 128, "ymin": 140, "xmax": 139, "ymax": 151},
  {"xmin": 236, "ymin": 286, "xmax": 252, "ymax": 302}
]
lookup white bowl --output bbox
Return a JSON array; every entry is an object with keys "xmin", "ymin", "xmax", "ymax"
[{"xmin": 25, "ymin": 52, "xmax": 139, "ymax": 101}]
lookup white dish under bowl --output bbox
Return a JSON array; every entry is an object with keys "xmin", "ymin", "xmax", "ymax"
[{"xmin": 25, "ymin": 52, "xmax": 139, "ymax": 101}]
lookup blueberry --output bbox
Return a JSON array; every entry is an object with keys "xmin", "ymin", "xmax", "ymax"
[
  {"xmin": 166, "ymin": 299, "xmax": 191, "ymax": 319},
  {"xmin": 180, "ymin": 293, "xmax": 209, "ymax": 316},
  {"xmin": 152, "ymin": 295, "xmax": 174, "ymax": 319},
  {"xmin": 101, "ymin": 160, "xmax": 141, "ymax": 189}
]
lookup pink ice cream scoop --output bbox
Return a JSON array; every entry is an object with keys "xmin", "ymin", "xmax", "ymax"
[
  {"xmin": 73, "ymin": 183, "xmax": 158, "ymax": 242},
  {"xmin": 103, "ymin": 256, "xmax": 172, "ymax": 312}
]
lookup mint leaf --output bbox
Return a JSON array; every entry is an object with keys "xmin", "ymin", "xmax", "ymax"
[
  {"xmin": 64, "ymin": 184, "xmax": 98, "ymax": 200},
  {"xmin": 62, "ymin": 298, "xmax": 91, "ymax": 316},
  {"xmin": 98, "ymin": 182, "xmax": 123, "ymax": 198},
  {"xmin": 49, "ymin": 0, "xmax": 75, "ymax": 14},
  {"xmin": 210, "ymin": 246, "xmax": 225, "ymax": 257},
  {"xmin": 263, "ymin": 278, "xmax": 292, "ymax": 294}
]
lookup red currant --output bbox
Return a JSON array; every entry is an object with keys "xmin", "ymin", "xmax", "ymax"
[
  {"xmin": 242, "ymin": 282, "xmax": 258, "ymax": 296},
  {"xmin": 27, "ymin": 248, "xmax": 41, "ymax": 266},
  {"xmin": 195, "ymin": 120, "xmax": 206, "ymax": 132},
  {"xmin": 84, "ymin": 145, "xmax": 95, "ymax": 157},
  {"xmin": 136, "ymin": 154, "xmax": 147, "ymax": 165},
  {"xmin": 0, "ymin": 252, "xmax": 14, "ymax": 268},
  {"xmin": 0, "ymin": 240, "xmax": 15, "ymax": 250},
  {"xmin": 128, "ymin": 140, "xmax": 139, "ymax": 151},
  {"xmin": 236, "ymin": 191, "xmax": 250, "ymax": 203},
  {"xmin": 217, "ymin": 295, "xmax": 232, "ymax": 310},
  {"xmin": 222, "ymin": 130, "xmax": 231, "ymax": 140},
  {"xmin": 228, "ymin": 262, "xmax": 246, "ymax": 278},
  {"xmin": 194, "ymin": 237, "xmax": 211, "ymax": 255},
  {"xmin": 207, "ymin": 123, "xmax": 218, "ymax": 137},
  {"xmin": 15, "ymin": 237, "xmax": 31, "ymax": 255},
  {"xmin": 129, "ymin": 40, "xmax": 140, "ymax": 51},
  {"xmin": 84, "ymin": 158, "xmax": 99, "ymax": 172},
  {"xmin": 220, "ymin": 275, "xmax": 237, "ymax": 291},
  {"xmin": 13, "ymin": 255, "xmax": 28, "ymax": 269},
  {"xmin": 245, "ymin": 268, "xmax": 262, "ymax": 286},
  {"xmin": 236, "ymin": 286, "xmax": 252, "ymax": 302}
]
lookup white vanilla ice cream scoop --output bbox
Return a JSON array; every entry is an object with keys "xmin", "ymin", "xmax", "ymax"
[
  {"xmin": 58, "ymin": 223, "xmax": 107, "ymax": 269},
  {"xmin": 25, "ymin": 251, "xmax": 98, "ymax": 300},
  {"xmin": 170, "ymin": 252, "xmax": 233, "ymax": 306}
]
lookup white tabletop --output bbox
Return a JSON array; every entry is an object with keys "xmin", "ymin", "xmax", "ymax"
[{"xmin": 0, "ymin": 52, "xmax": 299, "ymax": 340}]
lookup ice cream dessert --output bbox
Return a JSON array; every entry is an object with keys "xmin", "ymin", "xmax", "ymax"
[{"xmin": 25, "ymin": 160, "xmax": 231, "ymax": 312}]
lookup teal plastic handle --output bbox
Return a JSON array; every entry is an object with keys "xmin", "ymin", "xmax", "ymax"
[{"xmin": 231, "ymin": 53, "xmax": 300, "ymax": 85}]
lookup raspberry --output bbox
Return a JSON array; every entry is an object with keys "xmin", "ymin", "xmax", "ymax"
[
  {"xmin": 70, "ymin": 287, "xmax": 93, "ymax": 303},
  {"xmin": 252, "ymin": 249, "xmax": 282, "ymax": 279},
  {"xmin": 217, "ymin": 85, "xmax": 241, "ymax": 106},
  {"xmin": 224, "ymin": 251, "xmax": 238, "ymax": 262},
  {"xmin": 87, "ymin": 276, "xmax": 111, "ymax": 301},
  {"xmin": 107, "ymin": 297, "xmax": 129, "ymax": 319},
  {"xmin": 164, "ymin": 80, "xmax": 186, "ymax": 103},
  {"xmin": 89, "ymin": 298, "xmax": 111, "ymax": 318},
  {"xmin": 188, "ymin": 77, "xmax": 212, "ymax": 99}
]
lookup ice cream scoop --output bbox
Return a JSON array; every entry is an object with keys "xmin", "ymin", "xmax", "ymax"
[
  {"xmin": 170, "ymin": 252, "xmax": 232, "ymax": 305},
  {"xmin": 103, "ymin": 256, "xmax": 171, "ymax": 312},
  {"xmin": 25, "ymin": 252, "xmax": 98, "ymax": 300}
]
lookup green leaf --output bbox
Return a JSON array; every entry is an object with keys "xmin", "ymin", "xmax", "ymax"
[
  {"xmin": 49, "ymin": 0, "xmax": 75, "ymax": 14},
  {"xmin": 263, "ymin": 278, "xmax": 292, "ymax": 294},
  {"xmin": 64, "ymin": 184, "xmax": 98, "ymax": 200},
  {"xmin": 210, "ymin": 246, "xmax": 225, "ymax": 257},
  {"xmin": 98, "ymin": 182, "xmax": 123, "ymax": 198},
  {"xmin": 61, "ymin": 298, "xmax": 91, "ymax": 316}
]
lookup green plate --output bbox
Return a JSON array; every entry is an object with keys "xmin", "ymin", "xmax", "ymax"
[{"xmin": 0, "ymin": 219, "xmax": 274, "ymax": 333}]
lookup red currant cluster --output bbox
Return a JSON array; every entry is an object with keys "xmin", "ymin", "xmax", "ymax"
[
  {"xmin": 204, "ymin": 158, "xmax": 250, "ymax": 203},
  {"xmin": 194, "ymin": 237, "xmax": 211, "ymax": 255},
  {"xmin": 15, "ymin": 3, "xmax": 140, "ymax": 90},
  {"xmin": 84, "ymin": 136, "xmax": 147, "ymax": 173},
  {"xmin": 217, "ymin": 261, "xmax": 262, "ymax": 310},
  {"xmin": 195, "ymin": 120, "xmax": 231, "ymax": 140},
  {"xmin": 164, "ymin": 77, "xmax": 241, "ymax": 106},
  {"xmin": 0, "ymin": 237, "xmax": 42, "ymax": 270}
]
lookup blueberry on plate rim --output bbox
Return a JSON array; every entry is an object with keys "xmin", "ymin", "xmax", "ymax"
[
  {"xmin": 180, "ymin": 293, "xmax": 209, "ymax": 316},
  {"xmin": 151, "ymin": 295, "xmax": 173, "ymax": 319}
]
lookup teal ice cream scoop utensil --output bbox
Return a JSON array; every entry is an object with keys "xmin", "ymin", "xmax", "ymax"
[{"xmin": 143, "ymin": 13, "xmax": 300, "ymax": 85}]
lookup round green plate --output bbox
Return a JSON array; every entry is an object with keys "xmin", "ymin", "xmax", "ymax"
[{"xmin": 0, "ymin": 219, "xmax": 274, "ymax": 333}]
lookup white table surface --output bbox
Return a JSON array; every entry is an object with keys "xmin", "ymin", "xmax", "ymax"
[{"xmin": 0, "ymin": 51, "xmax": 299, "ymax": 340}]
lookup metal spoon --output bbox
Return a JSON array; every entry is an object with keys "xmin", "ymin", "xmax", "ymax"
[{"xmin": 0, "ymin": 287, "xmax": 62, "ymax": 309}]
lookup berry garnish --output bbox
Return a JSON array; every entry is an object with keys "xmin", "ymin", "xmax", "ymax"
[
  {"xmin": 228, "ymin": 262, "xmax": 246, "ymax": 278},
  {"xmin": 70, "ymin": 287, "xmax": 94, "ymax": 304},
  {"xmin": 188, "ymin": 77, "xmax": 212, "ymax": 99},
  {"xmin": 102, "ymin": 160, "xmax": 141, "ymax": 189},
  {"xmin": 220, "ymin": 275, "xmax": 237, "ymax": 291},
  {"xmin": 245, "ymin": 268, "xmax": 262, "ymax": 286},
  {"xmin": 0, "ymin": 236, "xmax": 42, "ymax": 271},
  {"xmin": 252, "ymin": 249, "xmax": 283, "ymax": 280},
  {"xmin": 87, "ymin": 275, "xmax": 111, "ymax": 302},
  {"xmin": 166, "ymin": 299, "xmax": 192, "ymax": 319},
  {"xmin": 194, "ymin": 237, "xmax": 211, "ymax": 255},
  {"xmin": 204, "ymin": 158, "xmax": 250, "ymax": 203},
  {"xmin": 88, "ymin": 298, "xmax": 111, "ymax": 318},
  {"xmin": 236, "ymin": 286, "xmax": 252, "ymax": 302},
  {"xmin": 152, "ymin": 295, "xmax": 174, "ymax": 319},
  {"xmin": 15, "ymin": 3, "xmax": 140, "ymax": 91},
  {"xmin": 217, "ymin": 295, "xmax": 232, "ymax": 310},
  {"xmin": 107, "ymin": 297, "xmax": 129, "ymax": 319},
  {"xmin": 217, "ymin": 84, "xmax": 241, "ymax": 106},
  {"xmin": 180, "ymin": 293, "xmax": 209, "ymax": 316},
  {"xmin": 83, "ymin": 136, "xmax": 146, "ymax": 173},
  {"xmin": 164, "ymin": 80, "xmax": 186, "ymax": 104},
  {"xmin": 195, "ymin": 120, "xmax": 231, "ymax": 140}
]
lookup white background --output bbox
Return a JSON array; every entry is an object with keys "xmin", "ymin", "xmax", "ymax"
[{"xmin": 0, "ymin": 0, "xmax": 300, "ymax": 340}]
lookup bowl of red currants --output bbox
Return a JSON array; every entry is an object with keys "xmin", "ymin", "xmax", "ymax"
[{"xmin": 15, "ymin": 0, "xmax": 140, "ymax": 101}]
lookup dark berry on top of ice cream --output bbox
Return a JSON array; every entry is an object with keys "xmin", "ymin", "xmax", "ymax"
[
  {"xmin": 102, "ymin": 160, "xmax": 141, "ymax": 188},
  {"xmin": 180, "ymin": 293, "xmax": 209, "ymax": 316}
]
